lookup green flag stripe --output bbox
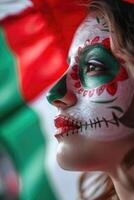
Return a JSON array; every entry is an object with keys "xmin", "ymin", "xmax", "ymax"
[
  {"xmin": 0, "ymin": 106, "xmax": 59, "ymax": 200},
  {"xmin": 0, "ymin": 27, "xmax": 24, "ymax": 120},
  {"xmin": 0, "ymin": 27, "xmax": 59, "ymax": 200}
]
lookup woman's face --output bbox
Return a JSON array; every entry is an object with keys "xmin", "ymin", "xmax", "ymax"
[{"xmin": 47, "ymin": 16, "xmax": 134, "ymax": 171}]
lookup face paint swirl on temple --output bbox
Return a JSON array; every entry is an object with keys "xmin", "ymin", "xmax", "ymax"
[{"xmin": 47, "ymin": 16, "xmax": 134, "ymax": 142}]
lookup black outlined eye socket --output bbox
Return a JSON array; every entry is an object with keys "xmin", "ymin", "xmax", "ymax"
[{"xmin": 84, "ymin": 60, "xmax": 107, "ymax": 76}]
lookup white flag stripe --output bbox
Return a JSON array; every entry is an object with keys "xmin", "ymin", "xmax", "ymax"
[{"xmin": 0, "ymin": 0, "xmax": 33, "ymax": 20}]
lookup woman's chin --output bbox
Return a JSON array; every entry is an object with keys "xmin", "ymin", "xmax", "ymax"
[
  {"xmin": 56, "ymin": 153, "xmax": 83, "ymax": 171},
  {"xmin": 56, "ymin": 155, "xmax": 74, "ymax": 171},
  {"xmin": 56, "ymin": 142, "xmax": 88, "ymax": 171},
  {"xmin": 56, "ymin": 139, "xmax": 99, "ymax": 171},
  {"xmin": 56, "ymin": 142, "xmax": 78, "ymax": 171}
]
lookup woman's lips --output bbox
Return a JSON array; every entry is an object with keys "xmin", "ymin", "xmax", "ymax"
[{"xmin": 54, "ymin": 116, "xmax": 80, "ymax": 137}]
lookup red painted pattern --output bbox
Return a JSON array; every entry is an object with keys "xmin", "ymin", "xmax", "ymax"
[
  {"xmin": 70, "ymin": 36, "xmax": 128, "ymax": 97},
  {"xmin": 54, "ymin": 115, "xmax": 78, "ymax": 128},
  {"xmin": 72, "ymin": 65, "xmax": 128, "ymax": 97},
  {"xmin": 54, "ymin": 115, "xmax": 80, "ymax": 136}
]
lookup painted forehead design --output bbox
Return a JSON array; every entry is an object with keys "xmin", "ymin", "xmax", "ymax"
[{"xmin": 69, "ymin": 15, "xmax": 109, "ymax": 61}]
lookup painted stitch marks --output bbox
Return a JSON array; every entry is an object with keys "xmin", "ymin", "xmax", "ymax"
[{"xmin": 58, "ymin": 112, "xmax": 120, "ymax": 138}]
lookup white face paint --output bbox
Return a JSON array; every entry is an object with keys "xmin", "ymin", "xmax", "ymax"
[
  {"xmin": 47, "ymin": 15, "xmax": 134, "ymax": 171},
  {"xmin": 58, "ymin": 16, "xmax": 134, "ymax": 141}
]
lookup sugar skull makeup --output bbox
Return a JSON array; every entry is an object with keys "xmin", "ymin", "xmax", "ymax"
[{"xmin": 47, "ymin": 16, "xmax": 134, "ymax": 141}]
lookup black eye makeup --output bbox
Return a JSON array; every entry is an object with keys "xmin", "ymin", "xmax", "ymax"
[{"xmin": 84, "ymin": 60, "xmax": 107, "ymax": 77}]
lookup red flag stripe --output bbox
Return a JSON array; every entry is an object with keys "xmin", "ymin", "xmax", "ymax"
[{"xmin": 1, "ymin": 0, "xmax": 87, "ymax": 102}]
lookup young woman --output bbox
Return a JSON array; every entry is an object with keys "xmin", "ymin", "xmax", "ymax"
[{"xmin": 47, "ymin": 1, "xmax": 134, "ymax": 199}]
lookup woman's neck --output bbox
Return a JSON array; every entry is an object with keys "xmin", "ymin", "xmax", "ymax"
[
  {"xmin": 112, "ymin": 174, "xmax": 134, "ymax": 200},
  {"xmin": 108, "ymin": 146, "xmax": 134, "ymax": 200}
]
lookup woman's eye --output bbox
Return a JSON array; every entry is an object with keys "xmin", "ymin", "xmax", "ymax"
[{"xmin": 85, "ymin": 60, "xmax": 106, "ymax": 76}]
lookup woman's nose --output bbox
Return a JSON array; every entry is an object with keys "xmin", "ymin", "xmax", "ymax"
[{"xmin": 47, "ymin": 75, "xmax": 77, "ymax": 109}]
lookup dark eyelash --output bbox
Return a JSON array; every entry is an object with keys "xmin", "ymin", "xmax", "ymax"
[{"xmin": 85, "ymin": 60, "xmax": 106, "ymax": 72}]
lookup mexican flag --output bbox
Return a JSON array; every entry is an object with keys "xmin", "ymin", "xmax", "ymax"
[{"xmin": 0, "ymin": 0, "xmax": 87, "ymax": 200}]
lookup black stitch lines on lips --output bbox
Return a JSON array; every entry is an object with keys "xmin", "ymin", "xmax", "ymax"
[{"xmin": 68, "ymin": 112, "xmax": 119, "ymax": 136}]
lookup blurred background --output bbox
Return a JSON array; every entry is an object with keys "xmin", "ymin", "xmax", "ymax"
[
  {"xmin": 0, "ymin": 93, "xmax": 81, "ymax": 200},
  {"xmin": 0, "ymin": 0, "xmax": 87, "ymax": 199}
]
